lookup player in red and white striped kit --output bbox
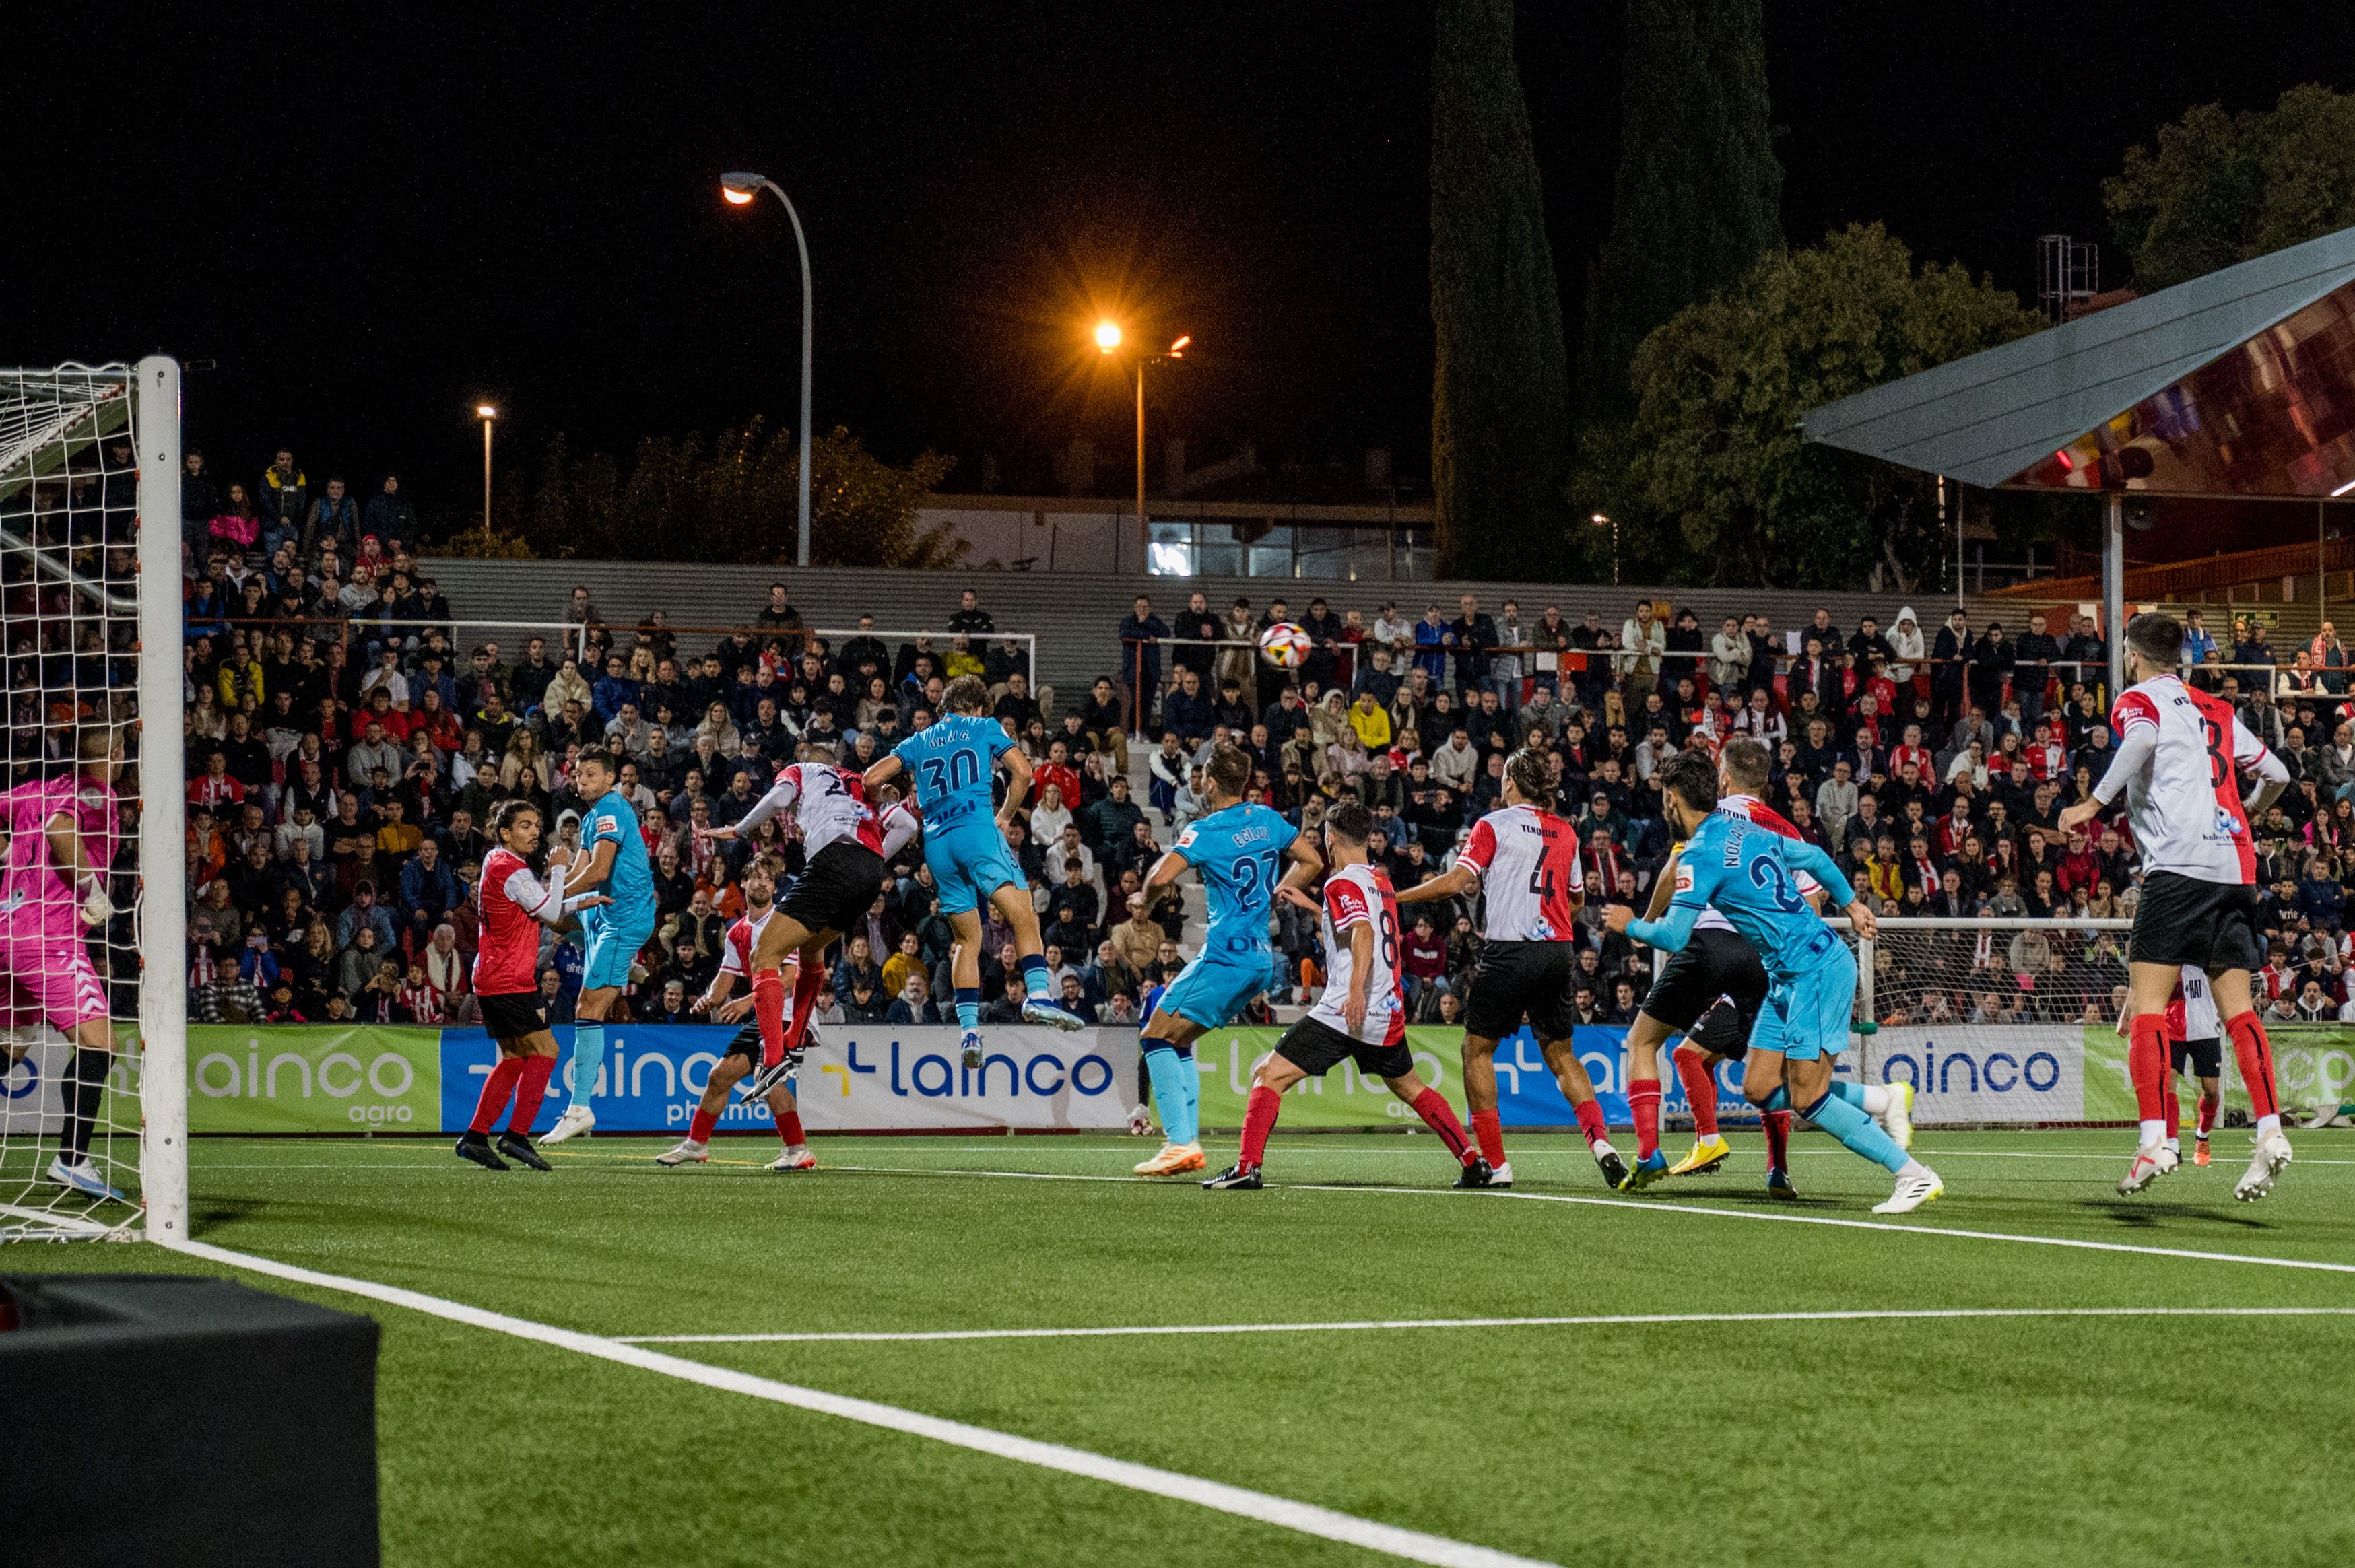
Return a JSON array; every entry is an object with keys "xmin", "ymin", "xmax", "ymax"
[
  {"xmin": 701, "ymin": 742, "xmax": 922, "ymax": 1098},
  {"xmin": 1203, "ymin": 801, "xmax": 1488, "ymax": 1189},
  {"xmin": 2058, "ymin": 611, "xmax": 2292, "ymax": 1200},
  {"xmin": 1396, "ymin": 744, "xmax": 1626, "ymax": 1190},
  {"xmin": 455, "ymin": 800, "xmax": 611, "ymax": 1171},
  {"xmin": 653, "ymin": 856, "xmax": 817, "ymax": 1172}
]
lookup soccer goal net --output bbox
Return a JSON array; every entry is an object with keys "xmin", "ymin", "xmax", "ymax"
[{"xmin": 0, "ymin": 360, "xmax": 185, "ymax": 1242}]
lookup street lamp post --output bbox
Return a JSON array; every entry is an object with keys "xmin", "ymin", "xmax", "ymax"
[
  {"xmin": 1591, "ymin": 511, "xmax": 1618, "ymax": 584},
  {"xmin": 1097, "ymin": 323, "xmax": 1188, "ymax": 568},
  {"xmin": 477, "ymin": 405, "xmax": 496, "ymax": 534},
  {"xmin": 722, "ymin": 171, "xmax": 814, "ymax": 568}
]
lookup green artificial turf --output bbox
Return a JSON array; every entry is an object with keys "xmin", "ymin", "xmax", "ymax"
[{"xmin": 7, "ymin": 1128, "xmax": 2354, "ymax": 1567}]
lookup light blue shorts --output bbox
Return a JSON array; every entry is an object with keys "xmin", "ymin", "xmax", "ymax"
[
  {"xmin": 923, "ymin": 825, "xmax": 1025, "ymax": 917},
  {"xmin": 1156, "ymin": 949, "xmax": 1282, "ymax": 1031},
  {"xmin": 581, "ymin": 909, "xmax": 655, "ymax": 992},
  {"xmin": 1750, "ymin": 941, "xmax": 1856, "ymax": 1064}
]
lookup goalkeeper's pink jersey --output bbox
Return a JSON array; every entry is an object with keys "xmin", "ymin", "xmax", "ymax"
[{"xmin": 0, "ymin": 774, "xmax": 118, "ymax": 940}]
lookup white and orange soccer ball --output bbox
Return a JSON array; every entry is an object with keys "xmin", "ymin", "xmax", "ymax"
[{"xmin": 1258, "ymin": 622, "xmax": 1312, "ymax": 668}]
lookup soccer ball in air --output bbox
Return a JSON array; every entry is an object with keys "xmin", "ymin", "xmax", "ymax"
[{"xmin": 1258, "ymin": 623, "xmax": 1312, "ymax": 668}]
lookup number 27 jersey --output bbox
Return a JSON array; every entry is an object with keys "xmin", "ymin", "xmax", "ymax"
[
  {"xmin": 1173, "ymin": 802, "xmax": 1299, "ymax": 958},
  {"xmin": 1457, "ymin": 803, "xmax": 1583, "ymax": 941}
]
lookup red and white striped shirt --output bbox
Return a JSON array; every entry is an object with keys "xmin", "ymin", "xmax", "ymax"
[
  {"xmin": 1308, "ymin": 862, "xmax": 1407, "ymax": 1045},
  {"xmin": 473, "ymin": 846, "xmax": 587, "ymax": 996},
  {"xmin": 2098, "ymin": 674, "xmax": 2286, "ymax": 885},
  {"xmin": 739, "ymin": 763, "xmax": 884, "ymax": 854},
  {"xmin": 1459, "ymin": 803, "xmax": 1583, "ymax": 941}
]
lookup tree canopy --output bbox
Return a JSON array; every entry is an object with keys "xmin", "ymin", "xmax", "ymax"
[
  {"xmin": 486, "ymin": 421, "xmax": 961, "ymax": 567},
  {"xmin": 1622, "ymin": 223, "xmax": 2043, "ymax": 590},
  {"xmin": 2104, "ymin": 83, "xmax": 2355, "ymax": 292}
]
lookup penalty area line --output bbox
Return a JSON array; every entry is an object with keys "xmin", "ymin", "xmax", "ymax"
[
  {"xmin": 618, "ymin": 1305, "xmax": 2355, "ymax": 1345},
  {"xmin": 157, "ymin": 1237, "xmax": 1556, "ymax": 1568}
]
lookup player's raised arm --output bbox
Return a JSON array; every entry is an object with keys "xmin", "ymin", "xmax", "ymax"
[
  {"xmin": 1276, "ymin": 827, "xmax": 1323, "ymax": 901},
  {"xmin": 2232, "ymin": 714, "xmax": 2291, "ymax": 815},
  {"xmin": 861, "ymin": 753, "xmax": 904, "ymax": 794},
  {"xmin": 710, "ymin": 769, "xmax": 799, "ymax": 842},
  {"xmin": 996, "ymin": 745, "xmax": 1034, "ymax": 827},
  {"xmin": 1395, "ymin": 860, "xmax": 1478, "ymax": 904},
  {"xmin": 1643, "ymin": 846, "xmax": 1681, "ymax": 922}
]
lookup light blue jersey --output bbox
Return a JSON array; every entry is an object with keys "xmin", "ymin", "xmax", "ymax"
[
  {"xmin": 1173, "ymin": 803, "xmax": 1299, "ymax": 960},
  {"xmin": 892, "ymin": 714, "xmax": 1011, "ymax": 836},
  {"xmin": 579, "ymin": 787, "xmax": 654, "ymax": 990},
  {"xmin": 1633, "ymin": 809, "xmax": 1855, "ymax": 982}
]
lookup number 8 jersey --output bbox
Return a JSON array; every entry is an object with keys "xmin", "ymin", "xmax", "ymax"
[
  {"xmin": 1457, "ymin": 802, "xmax": 1584, "ymax": 941},
  {"xmin": 1308, "ymin": 862, "xmax": 1407, "ymax": 1044}
]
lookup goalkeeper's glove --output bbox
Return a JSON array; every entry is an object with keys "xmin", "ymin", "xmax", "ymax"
[{"xmin": 78, "ymin": 876, "xmax": 113, "ymax": 928}]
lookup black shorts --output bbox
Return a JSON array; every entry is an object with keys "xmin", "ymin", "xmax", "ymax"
[
  {"xmin": 779, "ymin": 840, "xmax": 889, "ymax": 938},
  {"xmin": 1639, "ymin": 926, "xmax": 1768, "ymax": 1052},
  {"xmin": 719, "ymin": 1023, "xmax": 764, "ymax": 1062},
  {"xmin": 1275, "ymin": 1015, "xmax": 1416, "ymax": 1081},
  {"xmin": 2171, "ymin": 1036, "xmax": 2223, "ymax": 1079},
  {"xmin": 1463, "ymin": 941, "xmax": 1579, "ymax": 1042},
  {"xmin": 2131, "ymin": 871, "xmax": 2261, "ymax": 973},
  {"xmin": 478, "ymin": 990, "xmax": 549, "ymax": 1042}
]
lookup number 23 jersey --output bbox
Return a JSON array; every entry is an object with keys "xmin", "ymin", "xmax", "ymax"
[{"xmin": 1457, "ymin": 803, "xmax": 1583, "ymax": 941}]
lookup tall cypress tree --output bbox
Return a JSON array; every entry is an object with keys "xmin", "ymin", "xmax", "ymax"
[
  {"xmin": 1579, "ymin": 0, "xmax": 1782, "ymax": 422},
  {"xmin": 1431, "ymin": 0, "xmax": 1574, "ymax": 580}
]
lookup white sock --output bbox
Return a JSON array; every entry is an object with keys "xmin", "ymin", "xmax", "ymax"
[
  {"xmin": 1860, "ymin": 1084, "xmax": 1892, "ymax": 1115},
  {"xmin": 2164, "ymin": 1137, "xmax": 2181, "ymax": 1155},
  {"xmin": 2256, "ymin": 1114, "xmax": 2282, "ymax": 1140},
  {"xmin": 2139, "ymin": 1119, "xmax": 2167, "ymax": 1146},
  {"xmin": 1897, "ymin": 1158, "xmax": 1929, "ymax": 1180}
]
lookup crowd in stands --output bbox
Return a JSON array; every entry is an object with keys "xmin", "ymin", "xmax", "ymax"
[
  {"xmin": 1113, "ymin": 589, "xmax": 2355, "ymax": 1029},
  {"xmin": 14, "ymin": 432, "xmax": 2342, "ymax": 1041}
]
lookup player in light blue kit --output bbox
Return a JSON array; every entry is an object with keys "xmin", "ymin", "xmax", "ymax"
[
  {"xmin": 1132, "ymin": 743, "xmax": 1322, "ymax": 1176},
  {"xmin": 1607, "ymin": 751, "xmax": 1944, "ymax": 1214},
  {"xmin": 543, "ymin": 747, "xmax": 656, "ymax": 1144},
  {"xmin": 864, "ymin": 675, "xmax": 1082, "ymax": 1070}
]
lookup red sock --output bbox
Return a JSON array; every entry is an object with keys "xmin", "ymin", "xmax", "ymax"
[
  {"xmin": 508, "ymin": 1054, "xmax": 556, "ymax": 1135},
  {"xmin": 777, "ymin": 1107, "xmax": 806, "ymax": 1146},
  {"xmin": 2127, "ymin": 1014, "xmax": 2169, "ymax": 1125},
  {"xmin": 1239, "ymin": 1084, "xmax": 1282, "ymax": 1167},
  {"xmin": 785, "ymin": 955, "xmax": 824, "ymax": 1048},
  {"xmin": 1630, "ymin": 1079, "xmax": 1661, "ymax": 1160},
  {"xmin": 1673, "ymin": 1044, "xmax": 1719, "ymax": 1138},
  {"xmin": 1469, "ymin": 1108, "xmax": 1507, "ymax": 1167},
  {"xmin": 1409, "ymin": 1087, "xmax": 1476, "ymax": 1166},
  {"xmin": 688, "ymin": 1105, "xmax": 720, "ymax": 1142},
  {"xmin": 2225, "ymin": 1011, "xmax": 2279, "ymax": 1123},
  {"xmin": 1762, "ymin": 1108, "xmax": 1791, "ymax": 1171},
  {"xmin": 2197, "ymin": 1091, "xmax": 2219, "ymax": 1137},
  {"xmin": 1572, "ymin": 1097, "xmax": 1608, "ymax": 1151},
  {"xmin": 2163, "ymin": 1076, "xmax": 2181, "ymax": 1138},
  {"xmin": 752, "ymin": 967, "xmax": 787, "ymax": 1068},
  {"xmin": 469, "ymin": 1056, "xmax": 525, "ymax": 1134}
]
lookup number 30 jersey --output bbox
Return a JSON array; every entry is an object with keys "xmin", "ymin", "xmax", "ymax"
[
  {"xmin": 1308, "ymin": 862, "xmax": 1406, "ymax": 1044},
  {"xmin": 1457, "ymin": 803, "xmax": 1583, "ymax": 941}
]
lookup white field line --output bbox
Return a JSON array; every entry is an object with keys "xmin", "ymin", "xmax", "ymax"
[
  {"xmin": 618, "ymin": 1305, "xmax": 2355, "ymax": 1345},
  {"xmin": 828, "ymin": 1164, "xmax": 2355, "ymax": 1276},
  {"xmin": 157, "ymin": 1237, "xmax": 1558, "ymax": 1568}
]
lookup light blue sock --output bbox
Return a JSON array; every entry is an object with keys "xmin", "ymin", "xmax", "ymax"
[
  {"xmin": 1176, "ymin": 1046, "xmax": 1200, "ymax": 1143},
  {"xmin": 1803, "ymin": 1089, "xmax": 1909, "ymax": 1175},
  {"xmin": 1143, "ymin": 1046, "xmax": 1191, "ymax": 1143},
  {"xmin": 1019, "ymin": 953, "xmax": 1052, "ymax": 1000},
  {"xmin": 570, "ymin": 1023, "xmax": 606, "ymax": 1104},
  {"xmin": 1828, "ymin": 1079, "xmax": 1870, "ymax": 1109},
  {"xmin": 955, "ymin": 987, "xmax": 981, "ymax": 1032}
]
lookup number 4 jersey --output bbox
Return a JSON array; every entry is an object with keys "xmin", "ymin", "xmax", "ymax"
[
  {"xmin": 1457, "ymin": 802, "xmax": 1584, "ymax": 941},
  {"xmin": 1308, "ymin": 862, "xmax": 1407, "ymax": 1045}
]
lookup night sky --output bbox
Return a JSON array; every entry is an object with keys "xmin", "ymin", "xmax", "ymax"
[{"xmin": 9, "ymin": 2, "xmax": 2350, "ymax": 521}]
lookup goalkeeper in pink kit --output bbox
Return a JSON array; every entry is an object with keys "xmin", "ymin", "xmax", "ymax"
[{"xmin": 1, "ymin": 728, "xmax": 129, "ymax": 1202}]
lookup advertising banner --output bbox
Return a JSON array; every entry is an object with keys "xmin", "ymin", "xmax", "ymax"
[
  {"xmin": 1869, "ymin": 1025, "xmax": 2087, "ymax": 1124},
  {"xmin": 187, "ymin": 1025, "xmax": 443, "ymax": 1133},
  {"xmin": 0, "ymin": 1026, "xmax": 144, "ymax": 1136},
  {"xmin": 440, "ymin": 1025, "xmax": 1139, "ymax": 1135}
]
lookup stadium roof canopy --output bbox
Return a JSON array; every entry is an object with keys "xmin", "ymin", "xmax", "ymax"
[{"xmin": 1801, "ymin": 224, "xmax": 2355, "ymax": 498}]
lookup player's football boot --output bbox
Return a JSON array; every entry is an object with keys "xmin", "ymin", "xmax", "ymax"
[
  {"xmin": 1878, "ymin": 1079, "xmax": 1915, "ymax": 1151},
  {"xmin": 453, "ymin": 1131, "xmax": 510, "ymax": 1171},
  {"xmin": 1667, "ymin": 1134, "xmax": 1731, "ymax": 1176},
  {"xmin": 2234, "ymin": 1132, "xmax": 2292, "ymax": 1202},
  {"xmin": 960, "ymin": 1030, "xmax": 985, "ymax": 1070},
  {"xmin": 45, "ymin": 1155, "xmax": 124, "ymax": 1202},
  {"xmin": 1871, "ymin": 1163, "xmax": 1943, "ymax": 1215},
  {"xmin": 654, "ymin": 1138, "xmax": 709, "ymax": 1167},
  {"xmin": 741, "ymin": 1051, "xmax": 803, "ymax": 1103},
  {"xmin": 1133, "ymin": 1141, "xmax": 1205, "ymax": 1176},
  {"xmin": 541, "ymin": 1103, "xmax": 596, "ymax": 1145},
  {"xmin": 1021, "ymin": 996, "xmax": 1086, "ymax": 1031},
  {"xmin": 2117, "ymin": 1143, "xmax": 2180, "ymax": 1195},
  {"xmin": 2193, "ymin": 1138, "xmax": 2212, "ymax": 1167},
  {"xmin": 770, "ymin": 1147, "xmax": 818, "ymax": 1173},
  {"xmin": 1592, "ymin": 1140, "xmax": 1630, "ymax": 1190},
  {"xmin": 1451, "ymin": 1157, "xmax": 1501, "ymax": 1188},
  {"xmin": 1765, "ymin": 1166, "xmax": 1797, "ymax": 1200},
  {"xmin": 495, "ymin": 1132, "xmax": 553, "ymax": 1171},
  {"xmin": 1202, "ymin": 1163, "xmax": 1264, "ymax": 1190},
  {"xmin": 1620, "ymin": 1151, "xmax": 1670, "ymax": 1192}
]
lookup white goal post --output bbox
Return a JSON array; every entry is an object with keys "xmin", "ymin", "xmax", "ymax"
[{"xmin": 0, "ymin": 357, "xmax": 184, "ymax": 1242}]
